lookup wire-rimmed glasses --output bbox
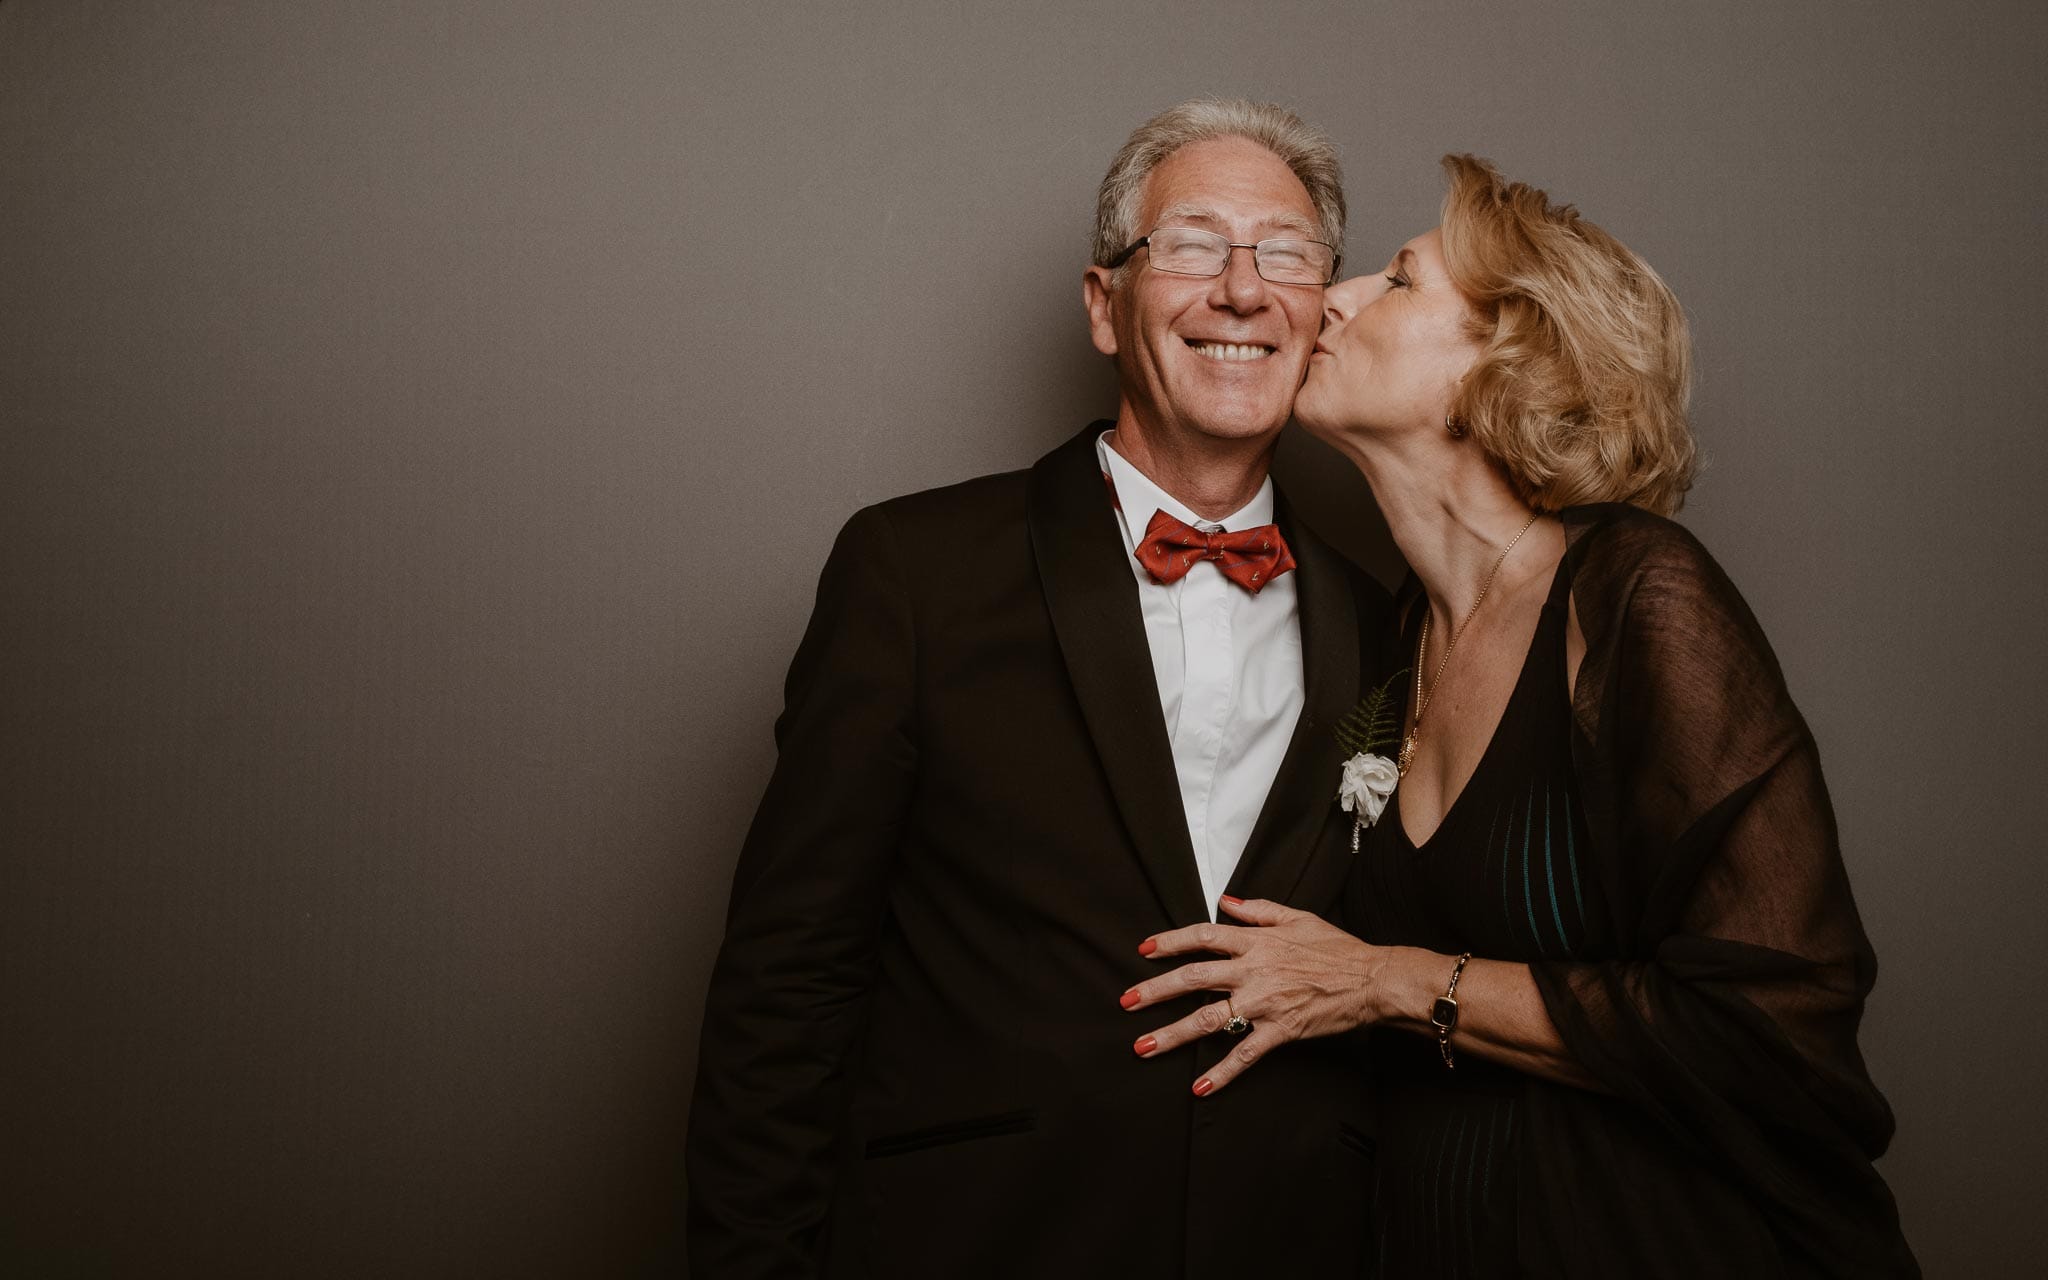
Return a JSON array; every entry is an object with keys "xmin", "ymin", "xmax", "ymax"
[{"xmin": 1106, "ymin": 226, "xmax": 1339, "ymax": 286}]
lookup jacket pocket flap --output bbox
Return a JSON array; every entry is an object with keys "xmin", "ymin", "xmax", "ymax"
[{"xmin": 864, "ymin": 1108, "xmax": 1036, "ymax": 1160}]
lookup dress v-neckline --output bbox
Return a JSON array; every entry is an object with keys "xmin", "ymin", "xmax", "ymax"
[{"xmin": 1393, "ymin": 557, "xmax": 1568, "ymax": 852}]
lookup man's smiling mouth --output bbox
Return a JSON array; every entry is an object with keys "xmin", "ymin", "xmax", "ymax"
[{"xmin": 1185, "ymin": 340, "xmax": 1276, "ymax": 362}]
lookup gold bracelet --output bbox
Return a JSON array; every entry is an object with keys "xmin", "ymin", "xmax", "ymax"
[{"xmin": 1431, "ymin": 953, "xmax": 1471, "ymax": 1069}]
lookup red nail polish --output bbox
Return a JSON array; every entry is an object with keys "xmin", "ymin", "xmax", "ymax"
[
  {"xmin": 1133, "ymin": 1036, "xmax": 1157, "ymax": 1056},
  {"xmin": 1220, "ymin": 895, "xmax": 1245, "ymax": 907},
  {"xmin": 1193, "ymin": 1077, "xmax": 1215, "ymax": 1097},
  {"xmin": 1138, "ymin": 938, "xmax": 1158, "ymax": 956},
  {"xmin": 1120, "ymin": 989, "xmax": 1141, "ymax": 1010}
]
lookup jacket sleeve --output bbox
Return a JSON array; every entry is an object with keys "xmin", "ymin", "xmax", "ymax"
[
  {"xmin": 1521, "ymin": 523, "xmax": 1915, "ymax": 1278},
  {"xmin": 685, "ymin": 504, "xmax": 918, "ymax": 1279}
]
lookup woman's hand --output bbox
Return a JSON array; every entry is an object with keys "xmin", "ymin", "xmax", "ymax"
[{"xmin": 1122, "ymin": 896, "xmax": 1388, "ymax": 1095}]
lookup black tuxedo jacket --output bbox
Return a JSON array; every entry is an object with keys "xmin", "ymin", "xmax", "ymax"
[{"xmin": 687, "ymin": 423, "xmax": 1395, "ymax": 1278}]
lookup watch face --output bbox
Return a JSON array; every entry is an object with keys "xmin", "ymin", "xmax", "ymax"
[{"xmin": 1431, "ymin": 995, "xmax": 1460, "ymax": 1032}]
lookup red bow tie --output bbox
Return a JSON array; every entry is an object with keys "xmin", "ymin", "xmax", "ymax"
[{"xmin": 1134, "ymin": 509, "xmax": 1296, "ymax": 594}]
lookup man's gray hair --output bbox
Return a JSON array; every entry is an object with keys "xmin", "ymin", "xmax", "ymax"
[{"xmin": 1092, "ymin": 97, "xmax": 1346, "ymax": 271}]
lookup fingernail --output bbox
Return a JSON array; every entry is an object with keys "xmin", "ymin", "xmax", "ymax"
[
  {"xmin": 1120, "ymin": 989, "xmax": 1142, "ymax": 1010},
  {"xmin": 1220, "ymin": 895, "xmax": 1245, "ymax": 907},
  {"xmin": 1133, "ymin": 1036, "xmax": 1157, "ymax": 1056},
  {"xmin": 1193, "ymin": 1078, "xmax": 1215, "ymax": 1097},
  {"xmin": 1137, "ymin": 938, "xmax": 1158, "ymax": 957}
]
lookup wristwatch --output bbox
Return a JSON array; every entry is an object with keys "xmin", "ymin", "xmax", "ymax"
[{"xmin": 1432, "ymin": 952, "xmax": 1472, "ymax": 1069}]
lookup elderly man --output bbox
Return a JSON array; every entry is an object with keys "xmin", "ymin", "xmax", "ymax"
[{"xmin": 687, "ymin": 98, "xmax": 1393, "ymax": 1278}]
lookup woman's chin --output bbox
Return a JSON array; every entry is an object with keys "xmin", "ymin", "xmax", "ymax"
[
  {"xmin": 1292, "ymin": 382, "xmax": 1384, "ymax": 447},
  {"xmin": 1291, "ymin": 386, "xmax": 1331, "ymax": 437},
  {"xmin": 1291, "ymin": 397, "xmax": 1348, "ymax": 445}
]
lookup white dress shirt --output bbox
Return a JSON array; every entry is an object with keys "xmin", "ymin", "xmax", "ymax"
[{"xmin": 1096, "ymin": 432, "xmax": 1304, "ymax": 920}]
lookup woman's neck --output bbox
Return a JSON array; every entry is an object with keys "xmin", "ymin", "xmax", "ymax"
[{"xmin": 1339, "ymin": 432, "xmax": 1559, "ymax": 623}]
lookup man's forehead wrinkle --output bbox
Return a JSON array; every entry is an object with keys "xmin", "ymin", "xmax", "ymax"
[
  {"xmin": 1153, "ymin": 201, "xmax": 1320, "ymax": 237},
  {"xmin": 1154, "ymin": 202, "xmax": 1225, "ymax": 227}
]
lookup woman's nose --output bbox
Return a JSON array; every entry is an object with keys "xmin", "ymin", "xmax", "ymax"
[{"xmin": 1323, "ymin": 274, "xmax": 1369, "ymax": 325}]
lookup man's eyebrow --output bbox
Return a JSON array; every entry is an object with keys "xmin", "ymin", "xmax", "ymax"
[
  {"xmin": 1153, "ymin": 203, "xmax": 1227, "ymax": 229},
  {"xmin": 1152, "ymin": 204, "xmax": 1321, "ymax": 238}
]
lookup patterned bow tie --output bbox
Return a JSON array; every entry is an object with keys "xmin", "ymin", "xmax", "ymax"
[{"xmin": 1134, "ymin": 509, "xmax": 1296, "ymax": 594}]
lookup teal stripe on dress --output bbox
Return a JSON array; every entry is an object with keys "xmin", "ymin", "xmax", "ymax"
[
  {"xmin": 1492, "ymin": 800, "xmax": 1513, "ymax": 950},
  {"xmin": 1544, "ymin": 785, "xmax": 1570, "ymax": 950},
  {"xmin": 1565, "ymin": 789, "xmax": 1585, "ymax": 922},
  {"xmin": 1521, "ymin": 788, "xmax": 1544, "ymax": 955}
]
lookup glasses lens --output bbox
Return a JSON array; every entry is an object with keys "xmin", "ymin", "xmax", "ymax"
[
  {"xmin": 1256, "ymin": 240, "xmax": 1335, "ymax": 285},
  {"xmin": 1145, "ymin": 227, "xmax": 1229, "ymax": 276}
]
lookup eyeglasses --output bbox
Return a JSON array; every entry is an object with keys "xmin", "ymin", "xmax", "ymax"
[{"xmin": 1107, "ymin": 226, "xmax": 1339, "ymax": 286}]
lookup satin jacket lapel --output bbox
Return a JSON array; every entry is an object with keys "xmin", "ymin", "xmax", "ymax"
[
  {"xmin": 1224, "ymin": 495, "xmax": 1361, "ymax": 906},
  {"xmin": 1028, "ymin": 423, "xmax": 1210, "ymax": 927}
]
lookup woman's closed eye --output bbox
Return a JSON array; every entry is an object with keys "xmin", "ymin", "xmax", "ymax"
[{"xmin": 1384, "ymin": 270, "xmax": 1411, "ymax": 289}]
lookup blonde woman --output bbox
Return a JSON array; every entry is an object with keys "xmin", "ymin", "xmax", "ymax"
[{"xmin": 1121, "ymin": 156, "xmax": 1916, "ymax": 1277}]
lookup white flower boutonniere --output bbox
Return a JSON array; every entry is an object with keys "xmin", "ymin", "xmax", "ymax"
[
  {"xmin": 1338, "ymin": 753, "xmax": 1400, "ymax": 825},
  {"xmin": 1335, "ymin": 667, "xmax": 1409, "ymax": 853}
]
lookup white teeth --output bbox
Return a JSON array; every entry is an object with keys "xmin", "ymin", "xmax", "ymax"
[{"xmin": 1188, "ymin": 341, "xmax": 1274, "ymax": 362}]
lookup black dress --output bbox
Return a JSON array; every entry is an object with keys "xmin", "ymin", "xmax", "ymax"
[
  {"xmin": 1340, "ymin": 506, "xmax": 1916, "ymax": 1279},
  {"xmin": 1346, "ymin": 559, "xmax": 1586, "ymax": 1278}
]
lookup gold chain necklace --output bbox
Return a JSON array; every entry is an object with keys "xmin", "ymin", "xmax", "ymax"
[{"xmin": 1397, "ymin": 510, "xmax": 1542, "ymax": 776}]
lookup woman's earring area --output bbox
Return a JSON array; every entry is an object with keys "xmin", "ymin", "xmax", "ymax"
[{"xmin": 1445, "ymin": 413, "xmax": 1469, "ymax": 439}]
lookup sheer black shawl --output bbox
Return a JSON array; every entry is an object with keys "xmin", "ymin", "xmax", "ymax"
[{"xmin": 1512, "ymin": 504, "xmax": 1916, "ymax": 1277}]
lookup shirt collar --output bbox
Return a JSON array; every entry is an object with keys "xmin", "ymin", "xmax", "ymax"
[{"xmin": 1095, "ymin": 430, "xmax": 1276, "ymax": 554}]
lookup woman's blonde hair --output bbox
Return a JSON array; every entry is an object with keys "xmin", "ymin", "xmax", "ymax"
[{"xmin": 1439, "ymin": 154, "xmax": 1696, "ymax": 515}]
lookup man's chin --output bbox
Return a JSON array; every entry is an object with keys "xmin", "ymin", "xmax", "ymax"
[{"xmin": 1180, "ymin": 410, "xmax": 1293, "ymax": 445}]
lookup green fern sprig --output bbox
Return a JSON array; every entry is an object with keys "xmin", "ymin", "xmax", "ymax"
[{"xmin": 1335, "ymin": 667, "xmax": 1409, "ymax": 758}]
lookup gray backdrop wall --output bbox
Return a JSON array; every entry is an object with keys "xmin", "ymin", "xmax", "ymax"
[{"xmin": 4, "ymin": 0, "xmax": 2043, "ymax": 1274}]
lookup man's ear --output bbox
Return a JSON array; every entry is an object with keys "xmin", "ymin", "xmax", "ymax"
[{"xmin": 1082, "ymin": 266, "xmax": 1119, "ymax": 357}]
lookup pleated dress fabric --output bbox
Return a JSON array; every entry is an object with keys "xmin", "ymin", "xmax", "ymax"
[
  {"xmin": 1340, "ymin": 505, "xmax": 1917, "ymax": 1279},
  {"xmin": 1346, "ymin": 559, "xmax": 1584, "ymax": 1279}
]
